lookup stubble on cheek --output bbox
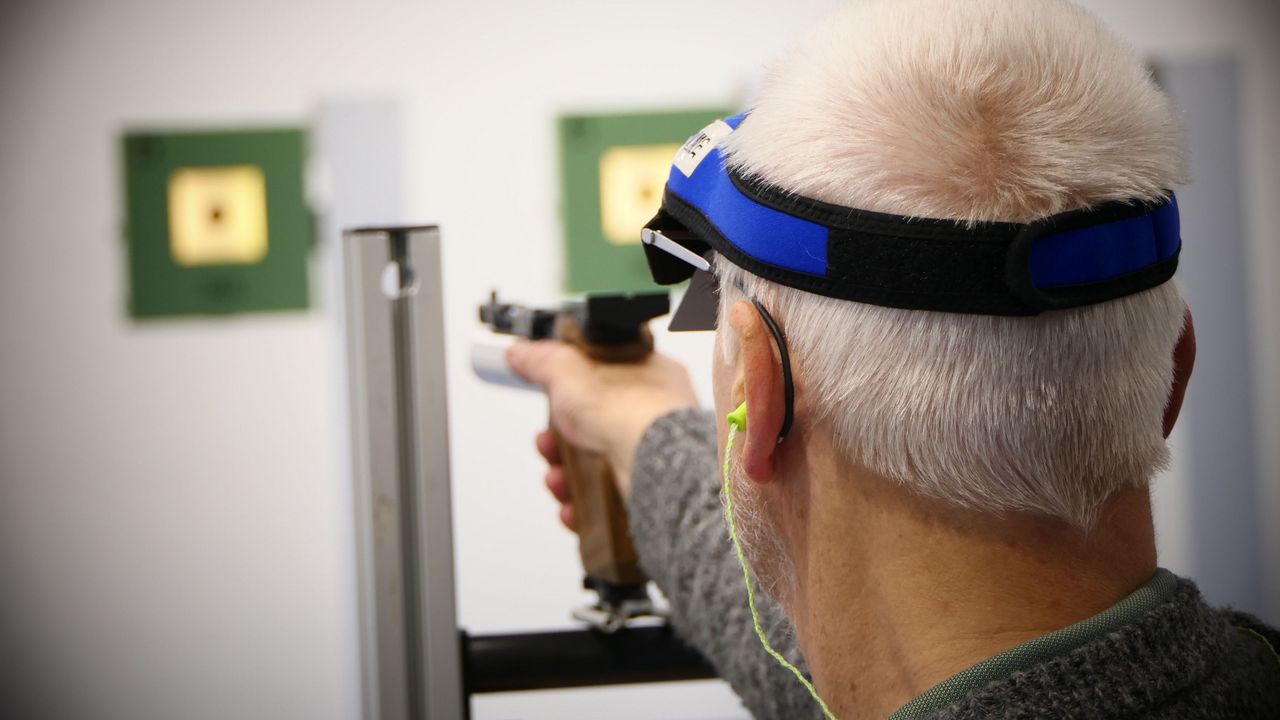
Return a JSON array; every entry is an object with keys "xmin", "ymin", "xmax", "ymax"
[{"xmin": 723, "ymin": 458, "xmax": 799, "ymax": 608}]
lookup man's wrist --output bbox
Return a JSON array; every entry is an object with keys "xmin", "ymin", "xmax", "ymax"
[{"xmin": 607, "ymin": 399, "xmax": 696, "ymax": 501}]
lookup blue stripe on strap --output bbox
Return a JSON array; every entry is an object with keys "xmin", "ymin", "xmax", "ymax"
[
  {"xmin": 665, "ymin": 146, "xmax": 829, "ymax": 277},
  {"xmin": 1030, "ymin": 196, "xmax": 1181, "ymax": 288}
]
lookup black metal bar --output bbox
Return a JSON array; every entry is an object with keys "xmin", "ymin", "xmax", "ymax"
[{"xmin": 462, "ymin": 625, "xmax": 718, "ymax": 694}]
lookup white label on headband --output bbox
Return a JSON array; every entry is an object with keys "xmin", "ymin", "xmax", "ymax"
[{"xmin": 673, "ymin": 119, "xmax": 734, "ymax": 178}]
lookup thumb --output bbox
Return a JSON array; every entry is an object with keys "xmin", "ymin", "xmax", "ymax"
[{"xmin": 506, "ymin": 339, "xmax": 574, "ymax": 387}]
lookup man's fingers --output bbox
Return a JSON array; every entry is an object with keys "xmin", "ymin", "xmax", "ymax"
[
  {"xmin": 545, "ymin": 466, "xmax": 570, "ymax": 503},
  {"xmin": 559, "ymin": 504, "xmax": 577, "ymax": 531},
  {"xmin": 506, "ymin": 339, "xmax": 573, "ymax": 387},
  {"xmin": 535, "ymin": 428, "xmax": 562, "ymax": 465}
]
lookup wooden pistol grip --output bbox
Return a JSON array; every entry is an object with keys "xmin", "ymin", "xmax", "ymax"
[
  {"xmin": 554, "ymin": 431, "xmax": 646, "ymax": 586},
  {"xmin": 554, "ymin": 316, "xmax": 653, "ymax": 588}
]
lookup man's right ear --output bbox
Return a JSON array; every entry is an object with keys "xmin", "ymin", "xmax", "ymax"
[
  {"xmin": 728, "ymin": 301, "xmax": 787, "ymax": 483},
  {"xmin": 1163, "ymin": 309, "xmax": 1196, "ymax": 438}
]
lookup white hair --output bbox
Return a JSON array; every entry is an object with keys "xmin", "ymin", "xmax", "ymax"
[{"xmin": 716, "ymin": 0, "xmax": 1189, "ymax": 528}]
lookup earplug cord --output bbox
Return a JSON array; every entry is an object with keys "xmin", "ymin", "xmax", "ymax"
[{"xmin": 722, "ymin": 424, "xmax": 837, "ymax": 719}]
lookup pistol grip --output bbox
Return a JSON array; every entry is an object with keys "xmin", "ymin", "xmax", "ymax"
[{"xmin": 554, "ymin": 430, "xmax": 647, "ymax": 587}]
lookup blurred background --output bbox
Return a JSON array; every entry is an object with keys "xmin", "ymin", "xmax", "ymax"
[{"xmin": 1, "ymin": 0, "xmax": 1276, "ymax": 718}]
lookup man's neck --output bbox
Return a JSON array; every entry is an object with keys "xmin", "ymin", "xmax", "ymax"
[{"xmin": 782, "ymin": 447, "xmax": 1158, "ymax": 719}]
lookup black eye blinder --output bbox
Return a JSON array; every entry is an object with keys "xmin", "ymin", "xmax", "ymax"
[{"xmin": 667, "ymin": 263, "xmax": 722, "ymax": 332}]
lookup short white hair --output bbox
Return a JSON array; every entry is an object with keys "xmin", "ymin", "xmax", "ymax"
[{"xmin": 717, "ymin": 0, "xmax": 1188, "ymax": 528}]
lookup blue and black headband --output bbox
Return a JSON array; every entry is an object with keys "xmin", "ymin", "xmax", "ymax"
[{"xmin": 642, "ymin": 113, "xmax": 1181, "ymax": 327}]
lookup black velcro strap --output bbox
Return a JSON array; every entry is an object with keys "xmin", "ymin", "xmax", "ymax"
[{"xmin": 696, "ymin": 169, "xmax": 1178, "ymax": 315}]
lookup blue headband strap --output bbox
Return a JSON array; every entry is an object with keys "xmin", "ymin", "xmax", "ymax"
[{"xmin": 648, "ymin": 115, "xmax": 1181, "ymax": 316}]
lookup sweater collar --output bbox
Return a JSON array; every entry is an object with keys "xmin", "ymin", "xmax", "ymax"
[{"xmin": 890, "ymin": 569, "xmax": 1178, "ymax": 719}]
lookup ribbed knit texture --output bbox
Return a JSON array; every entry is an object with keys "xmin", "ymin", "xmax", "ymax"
[{"xmin": 629, "ymin": 409, "xmax": 1280, "ymax": 719}]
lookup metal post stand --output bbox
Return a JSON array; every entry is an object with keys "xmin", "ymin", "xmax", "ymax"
[{"xmin": 345, "ymin": 226, "xmax": 463, "ymax": 720}]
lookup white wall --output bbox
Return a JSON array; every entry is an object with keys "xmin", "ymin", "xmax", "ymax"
[{"xmin": 0, "ymin": 1, "xmax": 1276, "ymax": 719}]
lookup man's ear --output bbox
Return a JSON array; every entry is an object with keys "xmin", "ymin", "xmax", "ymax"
[
  {"xmin": 1164, "ymin": 309, "xmax": 1196, "ymax": 438},
  {"xmin": 728, "ymin": 300, "xmax": 786, "ymax": 482}
]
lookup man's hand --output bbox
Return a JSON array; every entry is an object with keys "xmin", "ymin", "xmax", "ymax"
[{"xmin": 507, "ymin": 340, "xmax": 698, "ymax": 509}]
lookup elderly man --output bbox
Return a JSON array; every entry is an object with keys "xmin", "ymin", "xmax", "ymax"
[{"xmin": 509, "ymin": 0, "xmax": 1279, "ymax": 717}]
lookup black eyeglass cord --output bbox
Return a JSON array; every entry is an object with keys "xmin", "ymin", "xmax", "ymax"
[{"xmin": 747, "ymin": 297, "xmax": 795, "ymax": 443}]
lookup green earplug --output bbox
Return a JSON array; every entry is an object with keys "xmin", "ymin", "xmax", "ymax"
[{"xmin": 727, "ymin": 402, "xmax": 748, "ymax": 431}]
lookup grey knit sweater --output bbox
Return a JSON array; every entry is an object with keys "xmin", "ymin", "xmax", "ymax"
[{"xmin": 628, "ymin": 409, "xmax": 1280, "ymax": 719}]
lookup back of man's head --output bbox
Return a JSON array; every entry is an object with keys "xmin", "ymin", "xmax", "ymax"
[{"xmin": 716, "ymin": 0, "xmax": 1188, "ymax": 528}]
